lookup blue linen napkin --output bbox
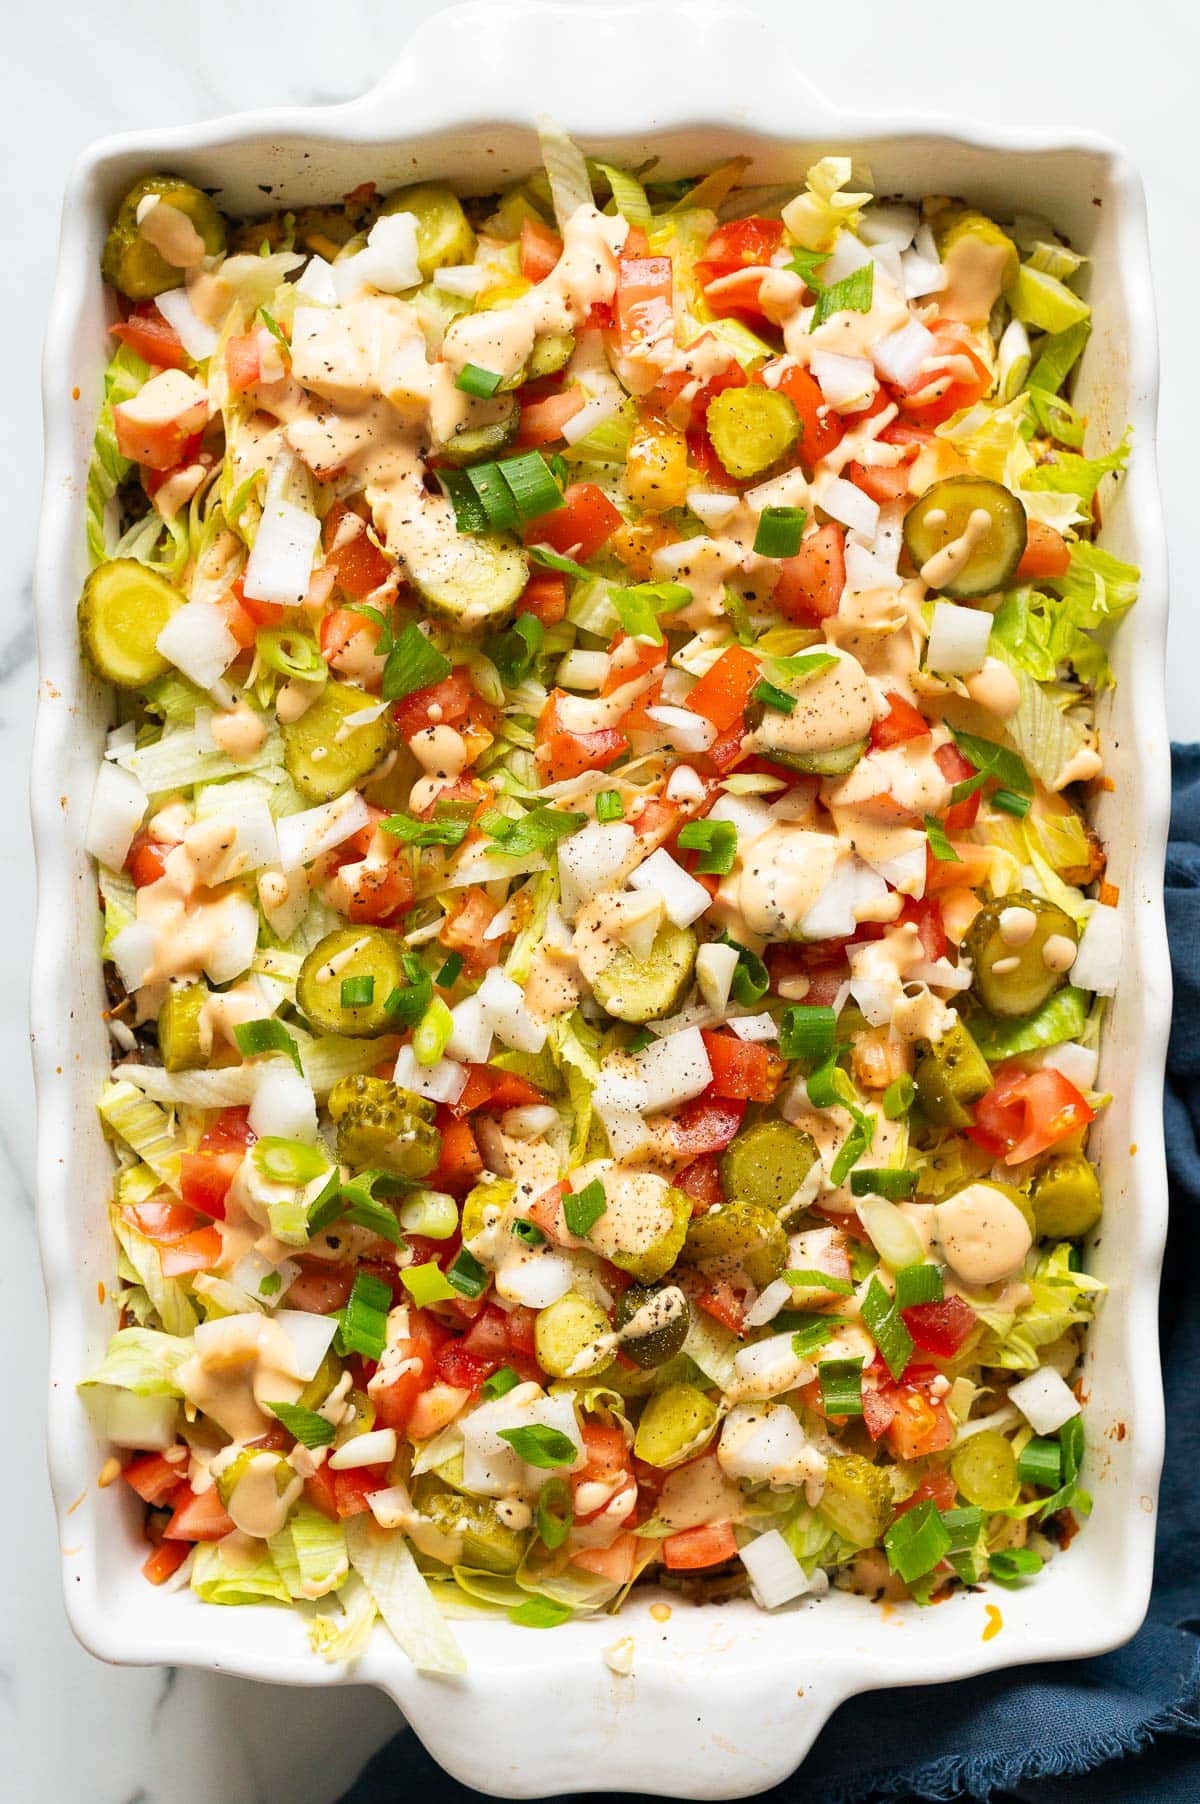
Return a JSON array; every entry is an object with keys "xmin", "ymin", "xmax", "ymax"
[{"xmin": 338, "ymin": 748, "xmax": 1200, "ymax": 1804}]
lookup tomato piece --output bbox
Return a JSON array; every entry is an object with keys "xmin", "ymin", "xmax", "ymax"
[
  {"xmin": 700, "ymin": 1031, "xmax": 783, "ymax": 1103},
  {"xmin": 123, "ymin": 1452, "xmax": 186, "ymax": 1506},
  {"xmin": 683, "ymin": 645, "xmax": 761, "ymax": 733},
  {"xmin": 392, "ymin": 668, "xmax": 475, "ymax": 739},
  {"xmin": 113, "ymin": 388, "xmax": 208, "ymax": 472},
  {"xmin": 694, "ymin": 1278, "xmax": 746, "ymax": 1335},
  {"xmin": 757, "ymin": 361, "xmax": 844, "ymax": 473},
  {"xmin": 884, "ymin": 1387, "xmax": 955, "ymax": 1460},
  {"xmin": 224, "ymin": 330, "xmax": 262, "ymax": 394},
  {"xmin": 670, "ymin": 1095, "xmax": 746, "ymax": 1160},
  {"xmin": 516, "ymin": 389, "xmax": 587, "ymax": 447},
  {"xmin": 215, "ymin": 589, "xmax": 258, "ymax": 651},
  {"xmin": 372, "ymin": 1310, "xmax": 448, "ymax": 1433},
  {"xmin": 158, "ymin": 1225, "xmax": 222, "ymax": 1277},
  {"xmin": 178, "ymin": 1152, "xmax": 240, "ymax": 1223},
  {"xmin": 969, "ymin": 1064, "xmax": 1095, "ymax": 1166},
  {"xmin": 662, "ymin": 1521, "xmax": 738, "ymax": 1570},
  {"xmin": 126, "ymin": 831, "xmax": 170, "ymax": 888},
  {"xmin": 450, "ymin": 1066, "xmax": 545, "ymax": 1117},
  {"xmin": 772, "ymin": 523, "xmax": 846, "ymax": 624},
  {"xmin": 892, "ymin": 1469, "xmax": 959, "ymax": 1519},
  {"xmin": 110, "ymin": 303, "xmax": 188, "ymax": 371},
  {"xmin": 898, "ymin": 895, "xmax": 947, "ymax": 963},
  {"xmin": 428, "ymin": 1111, "xmax": 484, "ymax": 1196},
  {"xmin": 616, "ymin": 256, "xmax": 673, "ymax": 360},
  {"xmin": 870, "ymin": 692, "xmax": 930, "ymax": 751},
  {"xmin": 899, "ymin": 322, "xmax": 991, "ymax": 425},
  {"xmin": 535, "ymin": 690, "xmax": 629, "ymax": 783},
  {"xmin": 935, "ymin": 741, "xmax": 982, "ymax": 832},
  {"xmin": 571, "ymin": 1532, "xmax": 638, "ymax": 1585},
  {"xmin": 284, "ymin": 1260, "xmax": 356, "ymax": 1315},
  {"xmin": 331, "ymin": 1467, "xmax": 390, "ymax": 1518},
  {"xmin": 439, "ymin": 886, "xmax": 504, "ymax": 971},
  {"xmin": 1015, "ymin": 519, "xmax": 1071, "ymax": 581},
  {"xmin": 142, "ymin": 1539, "xmax": 192, "ymax": 1585},
  {"xmin": 861, "ymin": 1382, "xmax": 896, "ymax": 1442},
  {"xmin": 519, "ymin": 216, "xmax": 563, "ymax": 283},
  {"xmin": 675, "ymin": 1154, "xmax": 726, "ymax": 1214},
  {"xmin": 529, "ymin": 481, "xmax": 623, "ymax": 562},
  {"xmin": 163, "ymin": 1486, "xmax": 237, "ymax": 1543},
  {"xmin": 902, "ymin": 1296, "xmax": 977, "ymax": 1357},
  {"xmin": 696, "ymin": 218, "xmax": 785, "ymax": 285},
  {"xmin": 323, "ymin": 500, "xmax": 393, "ymax": 599},
  {"xmin": 576, "ymin": 1422, "xmax": 629, "ymax": 1487}
]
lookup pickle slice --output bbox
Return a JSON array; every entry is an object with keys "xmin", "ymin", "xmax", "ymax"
[
  {"xmin": 681, "ymin": 1199, "xmax": 789, "ymax": 1289},
  {"xmin": 282, "ymin": 679, "xmax": 394, "ymax": 803},
  {"xmin": 157, "ymin": 983, "xmax": 209, "ymax": 1072},
  {"xmin": 78, "ymin": 560, "xmax": 184, "ymax": 689},
  {"xmin": 591, "ymin": 921, "xmax": 698, "ymax": 1024},
  {"xmin": 706, "ymin": 387, "xmax": 799, "ymax": 481},
  {"xmin": 963, "ymin": 890, "xmax": 1078, "ymax": 1019},
  {"xmin": 534, "ymin": 1292, "xmax": 613, "ymax": 1380},
  {"xmin": 102, "ymin": 176, "xmax": 227, "ymax": 301},
  {"xmin": 381, "ymin": 183, "xmax": 476, "ymax": 279},
  {"xmin": 405, "ymin": 532, "xmax": 529, "ymax": 635},
  {"xmin": 817, "ymin": 1453, "xmax": 894, "ymax": 1547},
  {"xmin": 633, "ymin": 1383, "xmax": 719, "ymax": 1469},
  {"xmin": 1030, "ymin": 1153, "xmax": 1102, "ymax": 1239},
  {"xmin": 297, "ymin": 927, "xmax": 407, "ymax": 1036},
  {"xmin": 613, "ymin": 1284, "xmax": 690, "ymax": 1369},
  {"xmin": 903, "ymin": 476, "xmax": 1027, "ymax": 599},
  {"xmin": 526, "ymin": 333, "xmax": 575, "ymax": 381},
  {"xmin": 436, "ymin": 399, "xmax": 520, "ymax": 468},
  {"xmin": 913, "ymin": 1017, "xmax": 993, "ymax": 1127},
  {"xmin": 744, "ymin": 736, "xmax": 867, "ymax": 778},
  {"xmin": 720, "ymin": 1120, "xmax": 818, "ymax": 1214}
]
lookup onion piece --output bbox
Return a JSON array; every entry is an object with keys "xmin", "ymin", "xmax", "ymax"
[
  {"xmin": 1070, "ymin": 903, "xmax": 1121, "ymax": 996},
  {"xmin": 627, "ymin": 846, "xmax": 711, "ymax": 928},
  {"xmin": 86, "ymin": 761, "xmax": 147, "ymax": 870},
  {"xmin": 856, "ymin": 1194, "xmax": 924, "ymax": 1268},
  {"xmin": 687, "ymin": 489, "xmax": 740, "ymax": 526},
  {"xmin": 859, "ymin": 204, "xmax": 919, "ymax": 253},
  {"xmin": 81, "ymin": 1386, "xmax": 178, "ymax": 1452},
  {"xmin": 1037, "ymin": 1040, "xmax": 1099, "ymax": 1092},
  {"xmin": 154, "ymin": 286, "xmax": 219, "ymax": 360},
  {"xmin": 739, "ymin": 1529, "xmax": 812, "ymax": 1609},
  {"xmin": 696, "ymin": 942, "xmax": 739, "ymax": 1014},
  {"xmin": 644, "ymin": 705, "xmax": 716, "ymax": 755},
  {"xmin": 872, "ymin": 319, "xmax": 936, "ymax": 389},
  {"xmin": 445, "ymin": 994, "xmax": 493, "ymax": 1065},
  {"xmin": 561, "ymin": 390, "xmax": 622, "ymax": 445},
  {"xmin": 558, "ymin": 821, "xmax": 636, "ymax": 920},
  {"xmin": 844, "ymin": 540, "xmax": 903, "ymax": 593},
  {"xmin": 294, "ymin": 255, "xmax": 338, "ymax": 305},
  {"xmin": 811, "ymin": 471, "xmax": 879, "ymax": 541},
  {"xmin": 556, "ymin": 649, "xmax": 610, "ymax": 691},
  {"xmin": 394, "ymin": 1045, "xmax": 468, "ymax": 1105},
  {"xmin": 202, "ymin": 895, "xmax": 260, "ymax": 985},
  {"xmin": 248, "ymin": 1064, "xmax": 318, "ymax": 1143},
  {"xmin": 274, "ymin": 1309, "xmax": 339, "ymax": 1380},
  {"xmin": 810, "ymin": 352, "xmax": 877, "ymax": 414},
  {"xmin": 1007, "ymin": 1366, "xmax": 1082, "ymax": 1436},
  {"xmin": 432, "ymin": 264, "xmax": 489, "ymax": 297},
  {"xmin": 927, "ymin": 601, "xmax": 991, "ymax": 676},
  {"xmin": 728, "ymin": 1013, "xmax": 778, "ymax": 1043},
  {"xmin": 632, "ymin": 1026, "xmax": 712, "ymax": 1112},
  {"xmin": 478, "ymin": 967, "xmax": 548, "ymax": 1055},
  {"xmin": 276, "ymin": 791, "xmax": 371, "ymax": 872},
  {"xmin": 155, "ymin": 601, "xmax": 238, "ymax": 691}
]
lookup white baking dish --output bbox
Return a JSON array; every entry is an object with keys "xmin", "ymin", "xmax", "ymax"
[{"xmin": 31, "ymin": 2, "xmax": 1172, "ymax": 1794}]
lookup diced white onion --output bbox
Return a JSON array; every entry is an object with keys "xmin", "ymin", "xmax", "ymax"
[
  {"xmin": 666, "ymin": 763, "xmax": 706, "ymax": 805},
  {"xmin": 627, "ymin": 847, "xmax": 711, "ymax": 928},
  {"xmin": 501, "ymin": 1104, "xmax": 560, "ymax": 1140},
  {"xmin": 86, "ymin": 761, "xmax": 147, "ymax": 870},
  {"xmin": 927, "ymin": 601, "xmax": 992, "ymax": 676},
  {"xmin": 844, "ymin": 539, "xmax": 903, "ymax": 593},
  {"xmin": 561, "ymin": 390, "xmax": 623, "ymax": 445},
  {"xmin": 687, "ymin": 488, "xmax": 740, "ymax": 526},
  {"xmin": 483, "ymin": 897, "xmax": 520, "ymax": 942},
  {"xmin": 708, "ymin": 791, "xmax": 774, "ymax": 841},
  {"xmin": 859, "ymin": 837, "xmax": 927, "ymax": 899},
  {"xmin": 997, "ymin": 317, "xmax": 1032, "ymax": 402},
  {"xmin": 200, "ymin": 791, "xmax": 279, "ymax": 877},
  {"xmin": 329, "ymin": 1429, "xmax": 397, "ymax": 1470},
  {"xmin": 333, "ymin": 213, "xmax": 421, "ymax": 300},
  {"xmin": 743, "ymin": 1277, "xmax": 794, "ymax": 1329},
  {"xmin": 274, "ymin": 1309, "xmax": 339, "ymax": 1381},
  {"xmin": 901, "ymin": 225, "xmax": 946, "ymax": 300},
  {"xmin": 718, "ymin": 1402, "xmax": 811, "ymax": 1484},
  {"xmin": 632, "ymin": 1026, "xmax": 712, "ymax": 1112},
  {"xmin": 460, "ymin": 1388, "xmax": 582, "ymax": 1496},
  {"xmin": 232, "ymin": 1250, "xmax": 299, "ymax": 1308},
  {"xmin": 1070, "ymin": 903, "xmax": 1121, "ymax": 996},
  {"xmin": 83, "ymin": 1386, "xmax": 178, "ymax": 1452},
  {"xmin": 799, "ymin": 853, "xmax": 889, "ymax": 941},
  {"xmin": 105, "ymin": 720, "xmax": 138, "ymax": 759},
  {"xmin": 478, "ymin": 967, "xmax": 548, "ymax": 1054},
  {"xmin": 294, "ymin": 255, "xmax": 338, "ymax": 304},
  {"xmin": 597, "ymin": 1103, "xmax": 658, "ymax": 1163},
  {"xmin": 732, "ymin": 1332, "xmax": 815, "ymax": 1398},
  {"xmin": 696, "ymin": 942, "xmax": 739, "ymax": 1014},
  {"xmin": 593, "ymin": 1060, "xmax": 651, "ymax": 1113},
  {"xmin": 858, "ymin": 204, "xmax": 919, "ymax": 253},
  {"xmin": 242, "ymin": 479, "xmax": 321, "ymax": 606},
  {"xmin": 393, "ymin": 1045, "xmax": 468, "ymax": 1105},
  {"xmin": 909, "ymin": 958, "xmax": 973, "ymax": 993},
  {"xmin": 499, "ymin": 1248, "xmax": 576, "ymax": 1309},
  {"xmin": 810, "ymin": 352, "xmax": 877, "ymax": 413},
  {"xmin": 276, "ymin": 791, "xmax": 371, "ymax": 872},
  {"xmin": 445, "ymin": 994, "xmax": 493, "ymax": 1064},
  {"xmin": 558, "ymin": 821, "xmax": 636, "ymax": 919},
  {"xmin": 812, "ymin": 471, "xmax": 879, "ymax": 541},
  {"xmin": 872, "ymin": 319, "xmax": 936, "ymax": 389},
  {"xmin": 202, "ymin": 895, "xmax": 261, "ymax": 985},
  {"xmin": 556, "ymin": 650, "xmax": 610, "ymax": 691},
  {"xmin": 1038, "ymin": 1041, "xmax": 1099, "ymax": 1092},
  {"xmin": 644, "ymin": 705, "xmax": 716, "ymax": 755},
  {"xmin": 728, "ymin": 1013, "xmax": 778, "ymax": 1042},
  {"xmin": 739, "ymin": 1529, "xmax": 811, "ymax": 1609},
  {"xmin": 848, "ymin": 976, "xmax": 895, "ymax": 1027},
  {"xmin": 155, "ymin": 601, "xmax": 238, "ymax": 691},
  {"xmin": 432, "ymin": 263, "xmax": 489, "ymax": 297},
  {"xmin": 816, "ymin": 233, "xmax": 874, "ymax": 284},
  {"xmin": 154, "ymin": 285, "xmax": 219, "ymax": 360},
  {"xmin": 1007, "ymin": 1366, "xmax": 1082, "ymax": 1436},
  {"xmin": 248, "ymin": 1063, "xmax": 318, "ymax": 1143}
]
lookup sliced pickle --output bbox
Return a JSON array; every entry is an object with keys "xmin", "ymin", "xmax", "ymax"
[{"xmin": 903, "ymin": 476, "xmax": 1027, "ymax": 599}]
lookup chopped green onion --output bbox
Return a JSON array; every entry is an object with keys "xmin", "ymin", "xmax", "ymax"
[
  {"xmin": 753, "ymin": 506, "xmax": 807, "ymax": 559},
  {"xmin": 784, "ymin": 1269, "xmax": 854, "ymax": 1295},
  {"xmin": 989, "ymin": 1546, "xmax": 1044, "ymax": 1587},
  {"xmin": 339, "ymin": 1270, "xmax": 392, "ymax": 1360},
  {"xmin": 441, "ymin": 468, "xmax": 490, "ymax": 535},
  {"xmin": 779, "ymin": 1005, "xmax": 836, "ymax": 1064},
  {"xmin": 400, "ymin": 1261, "xmax": 456, "ymax": 1307},
  {"xmin": 752, "ymin": 678, "xmax": 795, "ymax": 715},
  {"xmin": 1060, "ymin": 1414, "xmax": 1084, "ymax": 1484},
  {"xmin": 258, "ymin": 306, "xmax": 288, "ymax": 348},
  {"xmin": 894, "ymin": 1263, "xmax": 944, "ymax": 1309},
  {"xmin": 413, "ymin": 996, "xmax": 454, "ymax": 1066},
  {"xmin": 252, "ymin": 1137, "xmax": 328, "ymax": 1186},
  {"xmin": 234, "ymin": 1018, "xmax": 304, "ymax": 1076},
  {"xmin": 882, "ymin": 1075, "xmax": 915, "ymax": 1120},
  {"xmin": 489, "ymin": 613, "xmax": 544, "ymax": 686},
  {"xmin": 381, "ymin": 622, "xmax": 452, "ymax": 703},
  {"xmin": 340, "ymin": 974, "xmax": 375, "ymax": 1009},
  {"xmin": 942, "ymin": 1505, "xmax": 988, "ymax": 1585},
  {"xmin": 883, "ymin": 1499, "xmax": 951, "ymax": 1583},
  {"xmin": 830, "ymin": 1121, "xmax": 871, "ymax": 1188},
  {"xmin": 596, "ymin": 790, "xmax": 624, "ymax": 823},
  {"xmin": 861, "ymin": 1275, "xmax": 914, "ymax": 1380},
  {"xmin": 385, "ymin": 953, "xmax": 433, "ymax": 1028},
  {"xmin": 481, "ymin": 1365, "xmax": 521, "ymax": 1401},
  {"xmin": 482, "ymin": 806, "xmax": 586, "ymax": 856},
  {"xmin": 511, "ymin": 1218, "xmax": 546, "ymax": 1247},
  {"xmin": 677, "ymin": 818, "xmax": 738, "ymax": 875},
  {"xmin": 259, "ymin": 1272, "xmax": 282, "ymax": 1298},
  {"xmin": 564, "ymin": 1180, "xmax": 607, "ymax": 1239},
  {"xmin": 536, "ymin": 1477, "xmax": 574, "ymax": 1550},
  {"xmin": 810, "ymin": 261, "xmax": 874, "ymax": 330},
  {"xmin": 950, "ymin": 730, "xmax": 1034, "ymax": 807},
  {"xmin": 1017, "ymin": 1437, "xmax": 1064, "ymax": 1491},
  {"xmin": 257, "ymin": 628, "xmax": 325, "ymax": 683},
  {"xmin": 509, "ymin": 1595, "xmax": 572, "ymax": 1628},
  {"xmin": 340, "ymin": 1175, "xmax": 404, "ymax": 1245},
  {"xmin": 446, "ymin": 1246, "xmax": 489, "ymax": 1299},
  {"xmin": 818, "ymin": 1356, "xmax": 865, "ymax": 1417},
  {"xmin": 787, "ymin": 247, "xmax": 829, "ymax": 285},
  {"xmin": 625, "ymin": 1027, "xmax": 653, "ymax": 1054},
  {"xmin": 610, "ymin": 581, "xmax": 691, "ymax": 646},
  {"xmin": 806, "ymin": 1056, "xmax": 857, "ymax": 1111},
  {"xmin": 456, "ymin": 362, "xmax": 504, "ymax": 398},
  {"xmin": 720, "ymin": 934, "xmax": 769, "ymax": 1007},
  {"xmin": 265, "ymin": 1401, "xmax": 336, "ymax": 1449},
  {"xmin": 850, "ymin": 1167, "xmax": 918, "ymax": 1201},
  {"xmin": 924, "ymin": 815, "xmax": 961, "ymax": 864},
  {"xmin": 305, "ymin": 1170, "xmax": 345, "ymax": 1237},
  {"xmin": 468, "ymin": 461, "xmax": 522, "ymax": 532},
  {"xmin": 791, "ymin": 1319, "xmax": 835, "ymax": 1360},
  {"xmin": 397, "ymin": 1189, "xmax": 459, "ymax": 1239},
  {"xmin": 527, "ymin": 543, "xmax": 591, "ymax": 579},
  {"xmin": 499, "ymin": 452, "xmax": 565, "ymax": 522},
  {"xmin": 497, "ymin": 1424, "xmax": 577, "ymax": 1468},
  {"xmin": 992, "ymin": 788, "xmax": 1032, "ymax": 818},
  {"xmin": 436, "ymin": 952, "xmax": 464, "ymax": 988},
  {"xmin": 381, "ymin": 812, "xmax": 470, "ymax": 848}
]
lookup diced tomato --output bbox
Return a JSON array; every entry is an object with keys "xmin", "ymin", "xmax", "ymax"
[
  {"xmin": 371, "ymin": 1308, "xmax": 448, "ymax": 1433},
  {"xmin": 439, "ymin": 886, "xmax": 504, "ymax": 971},
  {"xmin": 142, "ymin": 1539, "xmax": 192, "ymax": 1585},
  {"xmin": 898, "ymin": 895, "xmax": 947, "ymax": 964},
  {"xmin": 934, "ymin": 741, "xmax": 982, "ymax": 833},
  {"xmin": 514, "ymin": 572, "xmax": 567, "ymax": 625},
  {"xmin": 616, "ymin": 256, "xmax": 673, "ymax": 360},
  {"xmin": 428, "ymin": 1111, "xmax": 484, "ymax": 1196},
  {"xmin": 772, "ymin": 523, "xmax": 846, "ymax": 624},
  {"xmin": 675, "ymin": 1154, "xmax": 726, "ymax": 1214},
  {"xmin": 891, "ymin": 1469, "xmax": 958, "ymax": 1519},
  {"xmin": 178, "ymin": 1152, "xmax": 238, "ymax": 1223},
  {"xmin": 323, "ymin": 500, "xmax": 394, "ymax": 599},
  {"xmin": 526, "ymin": 1182, "xmax": 566, "ymax": 1242},
  {"xmin": 884, "ymin": 1386, "xmax": 955, "ymax": 1461},
  {"xmin": 683, "ymin": 645, "xmax": 761, "ymax": 733},
  {"xmin": 575, "ymin": 1422, "xmax": 629, "ymax": 1493},
  {"xmin": 694, "ymin": 1278, "xmax": 746, "ymax": 1335},
  {"xmin": 969, "ymin": 1064, "xmax": 1095, "ymax": 1166},
  {"xmin": 870, "ymin": 692, "xmax": 930, "ymax": 751},
  {"xmin": 163, "ymin": 1486, "xmax": 236, "ymax": 1543},
  {"xmin": 861, "ymin": 1382, "xmax": 896, "ymax": 1441},
  {"xmin": 282, "ymin": 1259, "xmax": 356, "ymax": 1315},
  {"xmin": 392, "ymin": 668, "xmax": 475, "ymax": 739},
  {"xmin": 113, "ymin": 384, "xmax": 209, "ymax": 472},
  {"xmin": 159, "ymin": 1225, "xmax": 222, "ymax": 1277},
  {"xmin": 320, "ymin": 605, "xmax": 376, "ymax": 666},
  {"xmin": 757, "ymin": 362, "xmax": 844, "ymax": 473},
  {"xmin": 450, "ymin": 1065, "xmax": 545, "ymax": 1117},
  {"xmin": 224, "ymin": 329, "xmax": 262, "ymax": 394},
  {"xmin": 535, "ymin": 690, "xmax": 628, "ymax": 783},
  {"xmin": 519, "ymin": 216, "xmax": 563, "ymax": 283},
  {"xmin": 434, "ymin": 1343, "xmax": 495, "ymax": 1393},
  {"xmin": 330, "ymin": 840, "xmax": 415, "ymax": 926},
  {"xmin": 123, "ymin": 1452, "xmax": 186, "ymax": 1506},
  {"xmin": 848, "ymin": 460, "xmax": 911, "ymax": 505},
  {"xmin": 662, "ymin": 1520, "xmax": 738, "ymax": 1570},
  {"xmin": 700, "ymin": 1031, "xmax": 783, "ymax": 1103},
  {"xmin": 204, "ymin": 1107, "xmax": 255, "ymax": 1153},
  {"xmin": 529, "ymin": 481, "xmax": 623, "ymax": 562},
  {"xmin": 215, "ymin": 588, "xmax": 258, "ymax": 651},
  {"xmin": 330, "ymin": 1466, "xmax": 390, "ymax": 1518},
  {"xmin": 110, "ymin": 302, "xmax": 188, "ymax": 371},
  {"xmin": 670, "ymin": 1095, "xmax": 745, "ymax": 1162},
  {"xmin": 902, "ymin": 1296, "xmax": 978, "ymax": 1357},
  {"xmin": 696, "ymin": 217, "xmax": 785, "ymax": 288},
  {"xmin": 1015, "ymin": 519, "xmax": 1071, "ymax": 581},
  {"xmin": 602, "ymin": 633, "xmax": 667, "ymax": 732},
  {"xmin": 516, "ymin": 389, "xmax": 587, "ymax": 447},
  {"xmin": 571, "ymin": 1532, "xmax": 638, "ymax": 1586},
  {"xmin": 126, "ymin": 831, "xmax": 170, "ymax": 887},
  {"xmin": 898, "ymin": 322, "xmax": 991, "ymax": 426}
]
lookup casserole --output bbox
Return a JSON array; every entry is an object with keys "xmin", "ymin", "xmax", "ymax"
[{"xmin": 32, "ymin": 1, "xmax": 1171, "ymax": 1794}]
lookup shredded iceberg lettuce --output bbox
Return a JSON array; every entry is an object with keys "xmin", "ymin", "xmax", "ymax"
[
  {"xmin": 85, "ymin": 343, "xmax": 150, "ymax": 566},
  {"xmin": 782, "ymin": 157, "xmax": 872, "ymax": 252},
  {"xmin": 345, "ymin": 1516, "xmax": 466, "ymax": 1675},
  {"xmin": 969, "ymin": 987, "xmax": 1090, "ymax": 1061},
  {"xmin": 974, "ymin": 1243, "xmax": 1105, "ymax": 1370},
  {"xmin": 81, "ymin": 1326, "xmax": 193, "ymax": 1395}
]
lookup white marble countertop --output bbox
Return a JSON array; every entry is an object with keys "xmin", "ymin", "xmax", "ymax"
[{"xmin": 4, "ymin": 3, "xmax": 1195, "ymax": 1799}]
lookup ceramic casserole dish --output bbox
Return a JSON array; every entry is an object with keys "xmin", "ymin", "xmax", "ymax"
[{"xmin": 31, "ymin": 2, "xmax": 1171, "ymax": 1794}]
